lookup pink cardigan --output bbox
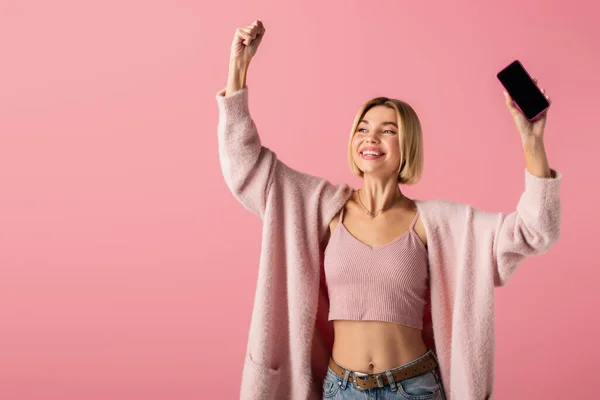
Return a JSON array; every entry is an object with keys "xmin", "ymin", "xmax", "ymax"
[{"xmin": 216, "ymin": 86, "xmax": 562, "ymax": 400}]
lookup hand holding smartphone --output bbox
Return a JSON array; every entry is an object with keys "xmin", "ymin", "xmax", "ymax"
[{"xmin": 496, "ymin": 60, "xmax": 551, "ymax": 121}]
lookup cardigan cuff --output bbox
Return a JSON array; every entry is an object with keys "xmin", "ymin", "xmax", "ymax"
[
  {"xmin": 523, "ymin": 167, "xmax": 562, "ymax": 204},
  {"xmin": 216, "ymin": 85, "xmax": 250, "ymax": 124}
]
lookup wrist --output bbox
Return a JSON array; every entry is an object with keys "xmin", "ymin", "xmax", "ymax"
[{"xmin": 225, "ymin": 59, "xmax": 250, "ymax": 95}]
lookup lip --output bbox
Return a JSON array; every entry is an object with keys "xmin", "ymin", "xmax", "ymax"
[
  {"xmin": 359, "ymin": 147, "xmax": 386, "ymax": 161},
  {"xmin": 359, "ymin": 147, "xmax": 386, "ymax": 155}
]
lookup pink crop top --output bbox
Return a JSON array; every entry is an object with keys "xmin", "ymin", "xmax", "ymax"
[{"xmin": 324, "ymin": 205, "xmax": 429, "ymax": 329}]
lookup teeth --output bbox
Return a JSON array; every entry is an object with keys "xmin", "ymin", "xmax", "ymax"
[{"xmin": 363, "ymin": 151, "xmax": 382, "ymax": 156}]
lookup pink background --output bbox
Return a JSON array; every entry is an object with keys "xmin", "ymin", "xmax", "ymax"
[{"xmin": 0, "ymin": 0, "xmax": 598, "ymax": 399}]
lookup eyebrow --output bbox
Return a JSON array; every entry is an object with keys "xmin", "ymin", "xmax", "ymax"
[{"xmin": 359, "ymin": 119, "xmax": 398, "ymax": 128}]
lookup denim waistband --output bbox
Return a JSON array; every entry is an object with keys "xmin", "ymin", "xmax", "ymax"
[
  {"xmin": 330, "ymin": 348, "xmax": 437, "ymax": 376},
  {"xmin": 328, "ymin": 348, "xmax": 440, "ymax": 392}
]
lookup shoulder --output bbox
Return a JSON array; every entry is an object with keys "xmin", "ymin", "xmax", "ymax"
[
  {"xmin": 321, "ymin": 186, "xmax": 356, "ymax": 249},
  {"xmin": 415, "ymin": 198, "xmax": 504, "ymax": 238},
  {"xmin": 414, "ymin": 198, "xmax": 469, "ymax": 216},
  {"xmin": 414, "ymin": 198, "xmax": 488, "ymax": 233}
]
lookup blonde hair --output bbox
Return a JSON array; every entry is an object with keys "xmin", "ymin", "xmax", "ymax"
[{"xmin": 348, "ymin": 96, "xmax": 424, "ymax": 185}]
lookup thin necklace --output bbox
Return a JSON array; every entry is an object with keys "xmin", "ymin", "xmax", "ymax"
[{"xmin": 357, "ymin": 189, "xmax": 403, "ymax": 218}]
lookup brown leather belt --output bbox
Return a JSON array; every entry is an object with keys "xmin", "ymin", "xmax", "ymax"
[{"xmin": 328, "ymin": 352, "xmax": 438, "ymax": 390}]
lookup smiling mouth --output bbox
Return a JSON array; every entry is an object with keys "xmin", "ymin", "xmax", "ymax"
[{"xmin": 360, "ymin": 151, "xmax": 385, "ymax": 160}]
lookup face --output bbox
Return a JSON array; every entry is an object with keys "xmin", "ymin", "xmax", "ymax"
[{"xmin": 351, "ymin": 105, "xmax": 402, "ymax": 180}]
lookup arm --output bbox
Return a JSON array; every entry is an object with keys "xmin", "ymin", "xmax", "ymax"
[
  {"xmin": 216, "ymin": 20, "xmax": 278, "ymax": 217},
  {"xmin": 491, "ymin": 89, "xmax": 562, "ymax": 286},
  {"xmin": 490, "ymin": 167, "xmax": 562, "ymax": 287},
  {"xmin": 216, "ymin": 60, "xmax": 274, "ymax": 217},
  {"xmin": 216, "ymin": 20, "xmax": 353, "ymax": 235}
]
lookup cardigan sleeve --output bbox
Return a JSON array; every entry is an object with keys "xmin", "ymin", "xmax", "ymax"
[
  {"xmin": 216, "ymin": 85, "xmax": 350, "ymax": 229},
  {"xmin": 216, "ymin": 85, "xmax": 275, "ymax": 218},
  {"xmin": 487, "ymin": 168, "xmax": 563, "ymax": 287}
]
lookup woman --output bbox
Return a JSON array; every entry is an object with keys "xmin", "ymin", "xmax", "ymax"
[{"xmin": 218, "ymin": 19, "xmax": 561, "ymax": 400}]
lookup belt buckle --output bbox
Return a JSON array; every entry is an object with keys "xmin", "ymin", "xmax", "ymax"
[{"xmin": 352, "ymin": 372, "xmax": 369, "ymax": 390}]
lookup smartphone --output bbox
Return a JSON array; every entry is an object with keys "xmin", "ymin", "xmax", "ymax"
[{"xmin": 496, "ymin": 60, "xmax": 550, "ymax": 121}]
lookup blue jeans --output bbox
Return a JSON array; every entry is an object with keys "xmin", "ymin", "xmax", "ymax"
[{"xmin": 322, "ymin": 349, "xmax": 446, "ymax": 400}]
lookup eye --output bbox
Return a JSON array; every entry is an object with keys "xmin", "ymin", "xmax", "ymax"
[{"xmin": 356, "ymin": 128, "xmax": 396, "ymax": 134}]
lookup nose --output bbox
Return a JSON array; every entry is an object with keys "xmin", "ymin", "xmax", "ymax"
[{"xmin": 365, "ymin": 132, "xmax": 380, "ymax": 142}]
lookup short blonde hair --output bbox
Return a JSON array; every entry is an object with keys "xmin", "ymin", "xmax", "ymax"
[{"xmin": 348, "ymin": 96, "xmax": 424, "ymax": 185}]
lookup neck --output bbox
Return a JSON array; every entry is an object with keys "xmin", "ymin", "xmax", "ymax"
[{"xmin": 358, "ymin": 176, "xmax": 403, "ymax": 212}]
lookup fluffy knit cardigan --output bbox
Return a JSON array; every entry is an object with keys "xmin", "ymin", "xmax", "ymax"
[{"xmin": 216, "ymin": 85, "xmax": 562, "ymax": 399}]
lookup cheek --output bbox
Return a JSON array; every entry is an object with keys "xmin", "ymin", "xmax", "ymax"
[
  {"xmin": 386, "ymin": 138, "xmax": 400, "ymax": 154},
  {"xmin": 351, "ymin": 139, "xmax": 362, "ymax": 164},
  {"xmin": 351, "ymin": 137, "xmax": 360, "ymax": 151}
]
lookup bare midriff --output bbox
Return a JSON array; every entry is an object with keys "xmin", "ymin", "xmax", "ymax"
[{"xmin": 331, "ymin": 319, "xmax": 428, "ymax": 374}]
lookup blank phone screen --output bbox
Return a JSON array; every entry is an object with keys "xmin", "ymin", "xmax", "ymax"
[{"xmin": 497, "ymin": 61, "xmax": 549, "ymax": 120}]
